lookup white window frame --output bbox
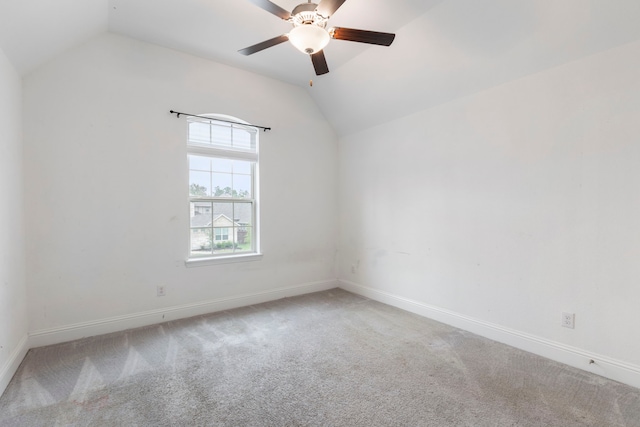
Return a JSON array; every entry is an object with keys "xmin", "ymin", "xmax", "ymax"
[{"xmin": 185, "ymin": 114, "xmax": 262, "ymax": 267}]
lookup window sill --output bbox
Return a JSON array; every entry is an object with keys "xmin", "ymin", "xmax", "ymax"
[{"xmin": 185, "ymin": 253, "xmax": 263, "ymax": 268}]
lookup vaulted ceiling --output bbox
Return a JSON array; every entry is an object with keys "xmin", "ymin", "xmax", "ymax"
[{"xmin": 2, "ymin": 0, "xmax": 640, "ymax": 135}]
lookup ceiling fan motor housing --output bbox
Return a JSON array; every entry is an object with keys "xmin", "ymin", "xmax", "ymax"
[{"xmin": 291, "ymin": 2, "xmax": 326, "ymax": 28}]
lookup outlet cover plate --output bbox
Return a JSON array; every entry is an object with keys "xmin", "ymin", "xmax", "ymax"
[{"xmin": 562, "ymin": 312, "xmax": 575, "ymax": 329}]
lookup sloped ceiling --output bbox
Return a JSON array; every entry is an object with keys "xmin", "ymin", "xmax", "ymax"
[
  {"xmin": 0, "ymin": 0, "xmax": 109, "ymax": 74},
  {"xmin": 1, "ymin": 0, "xmax": 640, "ymax": 136},
  {"xmin": 313, "ymin": 0, "xmax": 640, "ymax": 135}
]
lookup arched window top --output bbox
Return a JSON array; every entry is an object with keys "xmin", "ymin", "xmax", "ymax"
[
  {"xmin": 197, "ymin": 113, "xmax": 250, "ymax": 125},
  {"xmin": 188, "ymin": 113, "xmax": 258, "ymax": 154}
]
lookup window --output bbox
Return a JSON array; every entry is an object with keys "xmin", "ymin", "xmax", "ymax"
[
  {"xmin": 214, "ymin": 228, "xmax": 229, "ymax": 241},
  {"xmin": 187, "ymin": 115, "xmax": 259, "ymax": 261}
]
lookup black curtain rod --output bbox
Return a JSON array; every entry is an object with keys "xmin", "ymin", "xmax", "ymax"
[{"xmin": 170, "ymin": 110, "xmax": 271, "ymax": 132}]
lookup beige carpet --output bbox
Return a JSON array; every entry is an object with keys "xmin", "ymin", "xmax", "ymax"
[{"xmin": 1, "ymin": 289, "xmax": 639, "ymax": 426}]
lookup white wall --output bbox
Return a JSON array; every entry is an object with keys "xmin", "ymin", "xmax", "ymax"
[
  {"xmin": 338, "ymin": 40, "xmax": 640, "ymax": 384},
  {"xmin": 23, "ymin": 33, "xmax": 338, "ymax": 338},
  {"xmin": 0, "ymin": 46, "xmax": 28, "ymax": 392}
]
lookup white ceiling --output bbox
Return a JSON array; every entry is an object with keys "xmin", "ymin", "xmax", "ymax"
[
  {"xmin": 0, "ymin": 0, "xmax": 108, "ymax": 74},
  {"xmin": 2, "ymin": 0, "xmax": 640, "ymax": 136},
  {"xmin": 107, "ymin": 0, "xmax": 442, "ymax": 86}
]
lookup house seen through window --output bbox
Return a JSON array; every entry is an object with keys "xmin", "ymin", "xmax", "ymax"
[{"xmin": 187, "ymin": 114, "xmax": 259, "ymax": 259}]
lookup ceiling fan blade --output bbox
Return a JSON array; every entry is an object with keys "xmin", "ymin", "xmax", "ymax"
[
  {"xmin": 330, "ymin": 27, "xmax": 396, "ymax": 46},
  {"xmin": 311, "ymin": 50, "xmax": 329, "ymax": 75},
  {"xmin": 238, "ymin": 35, "xmax": 289, "ymax": 56},
  {"xmin": 247, "ymin": 0, "xmax": 291, "ymax": 20},
  {"xmin": 316, "ymin": 0, "xmax": 347, "ymax": 18}
]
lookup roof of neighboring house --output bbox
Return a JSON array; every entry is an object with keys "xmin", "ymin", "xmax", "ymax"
[
  {"xmin": 191, "ymin": 201, "xmax": 252, "ymax": 228},
  {"xmin": 191, "ymin": 214, "xmax": 234, "ymax": 231}
]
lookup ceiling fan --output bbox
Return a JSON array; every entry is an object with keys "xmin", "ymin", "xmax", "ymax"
[{"xmin": 239, "ymin": 0, "xmax": 396, "ymax": 76}]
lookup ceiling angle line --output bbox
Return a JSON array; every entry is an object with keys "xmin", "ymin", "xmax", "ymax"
[{"xmin": 169, "ymin": 110, "xmax": 271, "ymax": 132}]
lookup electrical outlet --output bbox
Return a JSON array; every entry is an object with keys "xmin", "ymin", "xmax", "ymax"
[
  {"xmin": 561, "ymin": 312, "xmax": 575, "ymax": 329},
  {"xmin": 157, "ymin": 286, "xmax": 166, "ymax": 297}
]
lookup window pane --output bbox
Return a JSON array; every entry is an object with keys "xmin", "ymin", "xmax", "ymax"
[
  {"xmin": 188, "ymin": 119, "xmax": 257, "ymax": 153},
  {"xmin": 233, "ymin": 174, "xmax": 252, "ymax": 198},
  {"xmin": 233, "ymin": 160, "xmax": 251, "ymax": 174},
  {"xmin": 212, "ymin": 202, "xmax": 252, "ymax": 225},
  {"xmin": 233, "ymin": 202, "xmax": 253, "ymax": 226},
  {"xmin": 189, "ymin": 122, "xmax": 211, "ymax": 144},
  {"xmin": 237, "ymin": 227, "xmax": 253, "ymax": 252},
  {"xmin": 191, "ymin": 202, "xmax": 212, "ymax": 227},
  {"xmin": 212, "ymin": 173, "xmax": 232, "ymax": 196},
  {"xmin": 213, "ymin": 225, "xmax": 235, "ymax": 254},
  {"xmin": 211, "ymin": 123, "xmax": 232, "ymax": 147},
  {"xmin": 213, "ymin": 202, "xmax": 234, "ymax": 225},
  {"xmin": 189, "ymin": 171, "xmax": 211, "ymax": 196},
  {"xmin": 212, "ymin": 158, "xmax": 232, "ymax": 173},
  {"xmin": 233, "ymin": 128, "xmax": 253, "ymax": 150},
  {"xmin": 213, "ymin": 243, "xmax": 235, "ymax": 254},
  {"xmin": 189, "ymin": 155, "xmax": 211, "ymax": 171},
  {"xmin": 190, "ymin": 228, "xmax": 212, "ymax": 256}
]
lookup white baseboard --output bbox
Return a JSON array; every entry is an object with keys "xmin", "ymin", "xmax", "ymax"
[
  {"xmin": 339, "ymin": 279, "xmax": 640, "ymax": 390},
  {"xmin": 0, "ymin": 334, "xmax": 29, "ymax": 397},
  {"xmin": 29, "ymin": 279, "xmax": 338, "ymax": 349}
]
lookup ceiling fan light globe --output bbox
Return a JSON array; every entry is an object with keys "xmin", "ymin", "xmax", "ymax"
[{"xmin": 288, "ymin": 25, "xmax": 330, "ymax": 55}]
